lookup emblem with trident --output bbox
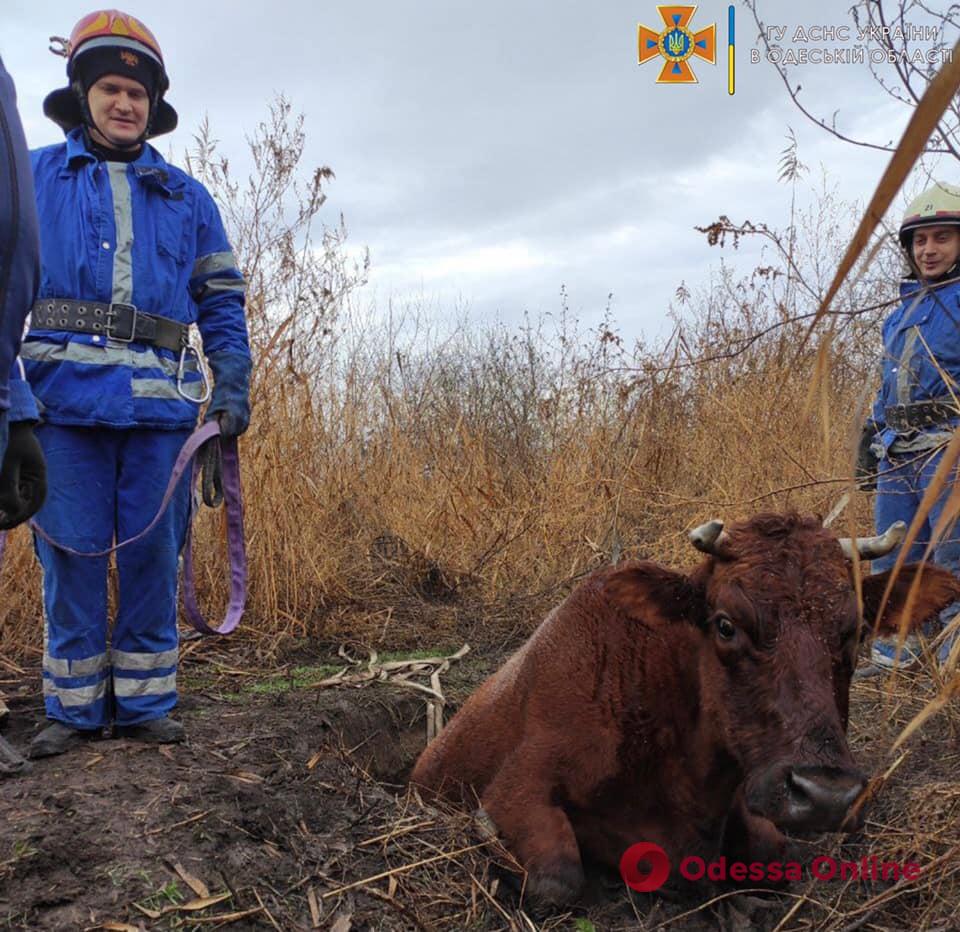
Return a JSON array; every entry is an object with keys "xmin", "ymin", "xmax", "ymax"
[{"xmin": 638, "ymin": 5, "xmax": 716, "ymax": 84}]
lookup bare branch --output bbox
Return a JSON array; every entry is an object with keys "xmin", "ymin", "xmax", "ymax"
[{"xmin": 744, "ymin": 0, "xmax": 960, "ymax": 161}]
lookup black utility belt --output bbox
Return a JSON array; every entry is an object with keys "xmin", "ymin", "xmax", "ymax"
[
  {"xmin": 884, "ymin": 399, "xmax": 958, "ymax": 432},
  {"xmin": 30, "ymin": 299, "xmax": 189, "ymax": 353}
]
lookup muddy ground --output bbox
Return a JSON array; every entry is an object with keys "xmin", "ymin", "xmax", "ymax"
[{"xmin": 1, "ymin": 637, "xmax": 959, "ymax": 932}]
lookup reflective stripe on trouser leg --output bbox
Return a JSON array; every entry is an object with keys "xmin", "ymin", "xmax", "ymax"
[
  {"xmin": 112, "ymin": 428, "xmax": 192, "ymax": 725},
  {"xmin": 34, "ymin": 425, "xmax": 116, "ymax": 729}
]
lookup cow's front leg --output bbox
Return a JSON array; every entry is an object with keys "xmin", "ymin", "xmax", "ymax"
[{"xmin": 481, "ymin": 749, "xmax": 584, "ymax": 909}]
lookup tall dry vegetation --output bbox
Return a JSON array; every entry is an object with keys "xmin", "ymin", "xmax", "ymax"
[{"xmin": 0, "ymin": 105, "xmax": 902, "ymax": 664}]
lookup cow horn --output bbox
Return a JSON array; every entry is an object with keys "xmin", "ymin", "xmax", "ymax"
[
  {"xmin": 837, "ymin": 521, "xmax": 907, "ymax": 560},
  {"xmin": 690, "ymin": 519, "xmax": 729, "ymax": 555}
]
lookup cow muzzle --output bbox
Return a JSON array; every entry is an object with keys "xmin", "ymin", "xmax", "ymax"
[{"xmin": 747, "ymin": 763, "xmax": 868, "ymax": 834}]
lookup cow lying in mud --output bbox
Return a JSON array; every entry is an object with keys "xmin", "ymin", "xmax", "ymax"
[{"xmin": 411, "ymin": 513, "xmax": 960, "ymax": 908}]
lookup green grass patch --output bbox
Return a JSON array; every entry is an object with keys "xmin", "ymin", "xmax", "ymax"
[
  {"xmin": 138, "ymin": 879, "xmax": 185, "ymax": 912},
  {"xmin": 244, "ymin": 648, "xmax": 460, "ymax": 695},
  {"xmin": 181, "ymin": 645, "xmax": 495, "ymax": 703},
  {"xmin": 246, "ymin": 664, "xmax": 342, "ymax": 694}
]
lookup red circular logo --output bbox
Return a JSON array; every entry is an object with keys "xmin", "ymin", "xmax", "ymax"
[{"xmin": 620, "ymin": 842, "xmax": 671, "ymax": 892}]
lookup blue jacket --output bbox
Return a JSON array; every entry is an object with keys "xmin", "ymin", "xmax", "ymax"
[
  {"xmin": 23, "ymin": 128, "xmax": 250, "ymax": 429},
  {"xmin": 0, "ymin": 57, "xmax": 40, "ymax": 427},
  {"xmin": 872, "ymin": 277, "xmax": 960, "ymax": 450}
]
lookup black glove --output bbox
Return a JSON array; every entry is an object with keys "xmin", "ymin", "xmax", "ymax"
[
  {"xmin": 855, "ymin": 425, "xmax": 879, "ymax": 492},
  {"xmin": 0, "ymin": 421, "xmax": 47, "ymax": 530},
  {"xmin": 198, "ymin": 437, "xmax": 224, "ymax": 508},
  {"xmin": 206, "ymin": 351, "xmax": 251, "ymax": 438}
]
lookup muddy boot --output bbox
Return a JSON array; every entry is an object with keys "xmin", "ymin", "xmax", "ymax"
[
  {"xmin": 28, "ymin": 722, "xmax": 98, "ymax": 759},
  {"xmin": 115, "ymin": 716, "xmax": 185, "ymax": 744}
]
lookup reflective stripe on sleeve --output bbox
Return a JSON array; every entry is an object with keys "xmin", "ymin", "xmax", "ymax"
[
  {"xmin": 191, "ymin": 251, "xmax": 238, "ymax": 279},
  {"xmin": 196, "ymin": 276, "xmax": 246, "ymax": 296}
]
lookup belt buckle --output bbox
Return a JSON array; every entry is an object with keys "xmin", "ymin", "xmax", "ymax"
[{"xmin": 105, "ymin": 303, "xmax": 138, "ymax": 343}]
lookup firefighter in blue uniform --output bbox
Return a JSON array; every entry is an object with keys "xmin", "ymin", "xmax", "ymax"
[
  {"xmin": 858, "ymin": 181, "xmax": 960, "ymax": 673},
  {"xmin": 0, "ymin": 55, "xmax": 45, "ymax": 530},
  {"xmin": 24, "ymin": 10, "xmax": 251, "ymax": 757}
]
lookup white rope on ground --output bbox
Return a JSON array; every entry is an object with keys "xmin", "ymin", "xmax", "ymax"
[{"xmin": 309, "ymin": 644, "xmax": 471, "ymax": 743}]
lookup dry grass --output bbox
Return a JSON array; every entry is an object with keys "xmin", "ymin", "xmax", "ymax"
[
  {"xmin": 0, "ymin": 307, "xmax": 878, "ymax": 659},
  {"xmin": 0, "ymin": 103, "xmax": 891, "ymax": 664}
]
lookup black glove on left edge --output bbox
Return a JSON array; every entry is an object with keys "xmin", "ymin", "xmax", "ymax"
[{"xmin": 0, "ymin": 421, "xmax": 46, "ymax": 530}]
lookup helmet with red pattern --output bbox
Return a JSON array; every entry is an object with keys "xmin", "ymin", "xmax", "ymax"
[{"xmin": 44, "ymin": 9, "xmax": 177, "ymax": 139}]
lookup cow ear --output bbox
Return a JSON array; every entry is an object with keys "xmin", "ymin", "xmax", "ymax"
[
  {"xmin": 861, "ymin": 564, "xmax": 960, "ymax": 634},
  {"xmin": 603, "ymin": 561, "xmax": 706, "ymax": 625}
]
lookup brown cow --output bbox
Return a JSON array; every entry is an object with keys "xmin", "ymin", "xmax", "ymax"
[{"xmin": 411, "ymin": 513, "xmax": 960, "ymax": 908}]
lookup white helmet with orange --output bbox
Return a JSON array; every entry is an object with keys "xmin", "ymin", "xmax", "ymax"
[{"xmin": 899, "ymin": 181, "xmax": 960, "ymax": 251}]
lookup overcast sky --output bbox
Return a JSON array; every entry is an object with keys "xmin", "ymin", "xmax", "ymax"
[{"xmin": 3, "ymin": 1, "xmax": 955, "ymax": 345}]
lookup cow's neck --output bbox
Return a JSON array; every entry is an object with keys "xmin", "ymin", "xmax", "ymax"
[{"xmin": 622, "ymin": 626, "xmax": 744, "ymax": 822}]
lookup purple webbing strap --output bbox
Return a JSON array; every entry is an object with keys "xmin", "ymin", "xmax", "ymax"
[
  {"xmin": 0, "ymin": 420, "xmax": 246, "ymax": 636},
  {"xmin": 29, "ymin": 421, "xmax": 219, "ymax": 558},
  {"xmin": 181, "ymin": 432, "xmax": 246, "ymax": 635}
]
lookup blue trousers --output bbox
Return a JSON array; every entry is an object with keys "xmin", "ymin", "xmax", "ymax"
[
  {"xmin": 874, "ymin": 446, "xmax": 960, "ymax": 639},
  {"xmin": 35, "ymin": 425, "xmax": 192, "ymax": 728}
]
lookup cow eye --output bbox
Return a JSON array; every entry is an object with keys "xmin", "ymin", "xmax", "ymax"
[{"xmin": 715, "ymin": 615, "xmax": 737, "ymax": 640}]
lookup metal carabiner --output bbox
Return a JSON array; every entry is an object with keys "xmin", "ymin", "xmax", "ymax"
[{"xmin": 177, "ymin": 344, "xmax": 212, "ymax": 404}]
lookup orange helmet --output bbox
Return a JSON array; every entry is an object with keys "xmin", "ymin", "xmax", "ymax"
[
  {"xmin": 66, "ymin": 10, "xmax": 167, "ymax": 86},
  {"xmin": 44, "ymin": 9, "xmax": 177, "ymax": 138}
]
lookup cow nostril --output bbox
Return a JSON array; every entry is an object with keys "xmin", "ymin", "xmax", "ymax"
[
  {"xmin": 787, "ymin": 769, "xmax": 820, "ymax": 798},
  {"xmin": 786, "ymin": 767, "xmax": 867, "ymax": 823}
]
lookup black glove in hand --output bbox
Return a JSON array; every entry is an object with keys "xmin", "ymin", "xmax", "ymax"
[
  {"xmin": 855, "ymin": 425, "xmax": 879, "ymax": 492},
  {"xmin": 198, "ymin": 437, "xmax": 224, "ymax": 508},
  {"xmin": 205, "ymin": 351, "xmax": 251, "ymax": 438},
  {"xmin": 0, "ymin": 422, "xmax": 47, "ymax": 530}
]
